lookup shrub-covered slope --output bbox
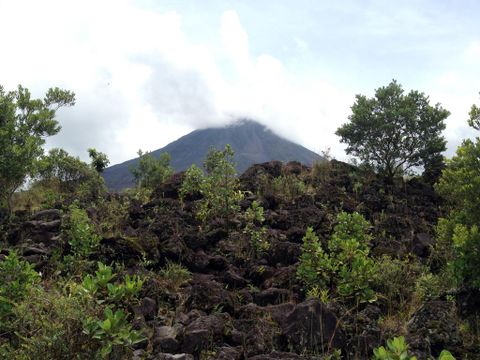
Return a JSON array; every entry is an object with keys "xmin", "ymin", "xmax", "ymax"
[{"xmin": 1, "ymin": 160, "xmax": 478, "ymax": 359}]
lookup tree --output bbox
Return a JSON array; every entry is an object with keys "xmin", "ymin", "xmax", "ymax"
[
  {"xmin": 34, "ymin": 148, "xmax": 104, "ymax": 195},
  {"xmin": 0, "ymin": 85, "xmax": 75, "ymax": 213},
  {"xmin": 129, "ymin": 150, "xmax": 173, "ymax": 189},
  {"xmin": 434, "ymin": 104, "xmax": 480, "ymax": 289},
  {"xmin": 88, "ymin": 148, "xmax": 110, "ymax": 173},
  {"xmin": 467, "ymin": 94, "xmax": 480, "ymax": 130},
  {"xmin": 336, "ymin": 80, "xmax": 449, "ymax": 182}
]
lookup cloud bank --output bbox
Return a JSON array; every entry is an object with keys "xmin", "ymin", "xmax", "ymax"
[{"xmin": 0, "ymin": 0, "xmax": 478, "ymax": 165}]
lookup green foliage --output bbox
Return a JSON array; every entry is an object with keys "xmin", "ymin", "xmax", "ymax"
[
  {"xmin": 336, "ymin": 80, "xmax": 449, "ymax": 181},
  {"xmin": 180, "ymin": 144, "xmax": 244, "ymax": 230},
  {"xmin": 34, "ymin": 148, "xmax": 106, "ymax": 197},
  {"xmin": 88, "ymin": 148, "xmax": 110, "ymax": 173},
  {"xmin": 130, "ymin": 150, "xmax": 173, "ymax": 189},
  {"xmin": 372, "ymin": 336, "xmax": 417, "ymax": 360},
  {"xmin": 244, "ymin": 200, "xmax": 269, "ymax": 258},
  {"xmin": 2, "ymin": 285, "xmax": 98, "ymax": 359},
  {"xmin": 373, "ymin": 255, "xmax": 423, "ymax": 311},
  {"xmin": 83, "ymin": 307, "xmax": 144, "ymax": 359},
  {"xmin": 159, "ymin": 260, "xmax": 192, "ymax": 289},
  {"xmin": 272, "ymin": 174, "xmax": 306, "ymax": 201},
  {"xmin": 62, "ymin": 202, "xmax": 100, "ymax": 259},
  {"xmin": 79, "ymin": 262, "xmax": 143, "ymax": 304},
  {"xmin": 372, "ymin": 336, "xmax": 455, "ymax": 360},
  {"xmin": 0, "ymin": 84, "xmax": 75, "ymax": 213},
  {"xmin": 467, "ymin": 96, "xmax": 480, "ymax": 130},
  {"xmin": 329, "ymin": 212, "xmax": 377, "ymax": 303},
  {"xmin": 297, "ymin": 212, "xmax": 377, "ymax": 304},
  {"xmin": 0, "ymin": 252, "xmax": 40, "ymax": 321},
  {"xmin": 296, "ymin": 227, "xmax": 331, "ymax": 290},
  {"xmin": 436, "ymin": 138, "xmax": 480, "ymax": 225},
  {"xmin": 435, "ymin": 138, "xmax": 480, "ymax": 289}
]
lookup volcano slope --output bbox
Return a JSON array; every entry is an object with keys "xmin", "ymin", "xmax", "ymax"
[{"xmin": 1, "ymin": 160, "xmax": 478, "ymax": 359}]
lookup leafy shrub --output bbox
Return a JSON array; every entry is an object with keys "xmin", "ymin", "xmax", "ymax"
[
  {"xmin": 373, "ymin": 336, "xmax": 417, "ymax": 360},
  {"xmin": 297, "ymin": 212, "xmax": 377, "ymax": 304},
  {"xmin": 83, "ymin": 307, "xmax": 144, "ymax": 359},
  {"xmin": 130, "ymin": 150, "xmax": 173, "ymax": 189},
  {"xmin": 373, "ymin": 255, "xmax": 423, "ymax": 311},
  {"xmin": 0, "ymin": 252, "xmax": 40, "ymax": 321},
  {"xmin": 296, "ymin": 227, "xmax": 331, "ymax": 291},
  {"xmin": 373, "ymin": 336, "xmax": 455, "ymax": 360},
  {"xmin": 180, "ymin": 145, "xmax": 244, "ymax": 231},
  {"xmin": 244, "ymin": 200, "xmax": 269, "ymax": 258},
  {"xmin": 3, "ymin": 285, "xmax": 98, "ymax": 359},
  {"xmin": 79, "ymin": 262, "xmax": 143, "ymax": 305},
  {"xmin": 62, "ymin": 202, "xmax": 100, "ymax": 259},
  {"xmin": 329, "ymin": 212, "xmax": 377, "ymax": 303}
]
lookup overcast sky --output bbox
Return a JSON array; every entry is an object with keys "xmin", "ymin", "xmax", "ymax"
[{"xmin": 1, "ymin": 0, "xmax": 479, "ymax": 165}]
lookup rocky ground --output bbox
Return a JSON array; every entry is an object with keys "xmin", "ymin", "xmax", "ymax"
[{"xmin": 2, "ymin": 160, "xmax": 479, "ymax": 359}]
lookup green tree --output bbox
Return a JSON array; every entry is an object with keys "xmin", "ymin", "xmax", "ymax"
[
  {"xmin": 180, "ymin": 144, "xmax": 244, "ymax": 231},
  {"xmin": 130, "ymin": 150, "xmax": 173, "ymax": 189},
  {"xmin": 88, "ymin": 148, "xmax": 110, "ymax": 173},
  {"xmin": 467, "ymin": 94, "xmax": 480, "ymax": 130},
  {"xmin": 336, "ymin": 80, "xmax": 449, "ymax": 182},
  {"xmin": 0, "ymin": 85, "xmax": 75, "ymax": 213}
]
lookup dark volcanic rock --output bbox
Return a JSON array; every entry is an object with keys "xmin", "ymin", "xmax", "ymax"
[
  {"xmin": 407, "ymin": 300, "xmax": 461, "ymax": 357},
  {"xmin": 278, "ymin": 298, "xmax": 344, "ymax": 353}
]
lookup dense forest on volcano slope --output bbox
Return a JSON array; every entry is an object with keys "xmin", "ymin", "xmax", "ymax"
[
  {"xmin": 102, "ymin": 120, "xmax": 322, "ymax": 190},
  {"xmin": 2, "ymin": 157, "xmax": 478, "ymax": 359}
]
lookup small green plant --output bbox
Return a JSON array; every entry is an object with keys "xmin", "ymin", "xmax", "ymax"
[
  {"xmin": 296, "ymin": 227, "xmax": 331, "ymax": 291},
  {"xmin": 79, "ymin": 262, "xmax": 143, "ymax": 305},
  {"xmin": 83, "ymin": 307, "xmax": 145, "ymax": 359},
  {"xmin": 373, "ymin": 336, "xmax": 417, "ymax": 360},
  {"xmin": 372, "ymin": 336, "xmax": 455, "ymax": 360},
  {"xmin": 63, "ymin": 202, "xmax": 100, "ymax": 259},
  {"xmin": 159, "ymin": 260, "xmax": 192, "ymax": 288},
  {"xmin": 244, "ymin": 200, "xmax": 269, "ymax": 258}
]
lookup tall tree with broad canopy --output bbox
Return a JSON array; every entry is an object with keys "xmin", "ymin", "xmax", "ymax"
[
  {"xmin": 0, "ymin": 85, "xmax": 75, "ymax": 213},
  {"xmin": 336, "ymin": 80, "xmax": 449, "ymax": 182}
]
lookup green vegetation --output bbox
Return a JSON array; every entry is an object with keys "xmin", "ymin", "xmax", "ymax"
[
  {"xmin": 3, "ymin": 80, "xmax": 480, "ymax": 358},
  {"xmin": 372, "ymin": 336, "xmax": 455, "ymax": 360},
  {"xmin": 336, "ymin": 80, "xmax": 449, "ymax": 182},
  {"xmin": 180, "ymin": 144, "xmax": 244, "ymax": 231},
  {"xmin": 243, "ymin": 200, "xmax": 269, "ymax": 258},
  {"xmin": 297, "ymin": 212, "xmax": 377, "ymax": 304},
  {"xmin": 0, "ymin": 84, "xmax": 75, "ymax": 213},
  {"xmin": 130, "ymin": 150, "xmax": 173, "ymax": 189}
]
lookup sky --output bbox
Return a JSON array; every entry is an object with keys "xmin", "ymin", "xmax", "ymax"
[{"xmin": 0, "ymin": 0, "xmax": 479, "ymax": 165}]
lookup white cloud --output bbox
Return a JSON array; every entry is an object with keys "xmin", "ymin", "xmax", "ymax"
[{"xmin": 1, "ymin": 0, "xmax": 475, "ymax": 166}]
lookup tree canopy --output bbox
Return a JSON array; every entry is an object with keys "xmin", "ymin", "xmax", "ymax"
[
  {"xmin": 0, "ymin": 85, "xmax": 75, "ymax": 212},
  {"xmin": 336, "ymin": 80, "xmax": 449, "ymax": 181},
  {"xmin": 130, "ymin": 150, "xmax": 173, "ymax": 189}
]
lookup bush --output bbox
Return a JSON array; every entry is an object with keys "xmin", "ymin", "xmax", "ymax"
[
  {"xmin": 0, "ymin": 252, "xmax": 40, "ymax": 322},
  {"xmin": 329, "ymin": 212, "xmax": 377, "ymax": 303},
  {"xmin": 296, "ymin": 227, "xmax": 331, "ymax": 291},
  {"xmin": 62, "ymin": 202, "xmax": 100, "ymax": 260},
  {"xmin": 244, "ymin": 200, "xmax": 269, "ymax": 258},
  {"xmin": 180, "ymin": 145, "xmax": 244, "ymax": 231},
  {"xmin": 373, "ymin": 336, "xmax": 455, "ymax": 360},
  {"xmin": 130, "ymin": 150, "xmax": 173, "ymax": 189},
  {"xmin": 373, "ymin": 255, "xmax": 423, "ymax": 311},
  {"xmin": 297, "ymin": 212, "xmax": 377, "ymax": 304}
]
